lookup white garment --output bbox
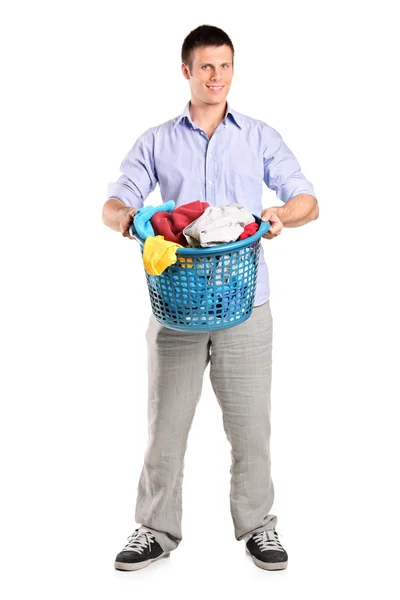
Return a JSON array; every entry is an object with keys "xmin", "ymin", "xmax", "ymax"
[{"xmin": 183, "ymin": 204, "xmax": 255, "ymax": 247}]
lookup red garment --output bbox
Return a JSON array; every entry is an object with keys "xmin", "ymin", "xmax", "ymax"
[
  {"xmin": 151, "ymin": 200, "xmax": 210, "ymax": 246},
  {"xmin": 238, "ymin": 222, "xmax": 259, "ymax": 240}
]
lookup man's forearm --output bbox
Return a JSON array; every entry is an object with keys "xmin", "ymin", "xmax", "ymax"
[{"xmin": 271, "ymin": 194, "xmax": 319, "ymax": 227}]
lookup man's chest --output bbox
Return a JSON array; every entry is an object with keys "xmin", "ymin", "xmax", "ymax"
[{"xmin": 154, "ymin": 129, "xmax": 264, "ymax": 189}]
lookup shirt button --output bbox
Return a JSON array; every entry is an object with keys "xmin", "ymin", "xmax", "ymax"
[{"xmin": 208, "ymin": 180, "xmax": 213, "ymax": 185}]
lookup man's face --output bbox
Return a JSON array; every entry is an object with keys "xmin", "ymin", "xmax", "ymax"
[{"xmin": 182, "ymin": 45, "xmax": 234, "ymax": 106}]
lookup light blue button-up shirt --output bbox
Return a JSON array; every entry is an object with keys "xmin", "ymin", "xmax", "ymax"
[{"xmin": 107, "ymin": 100, "xmax": 315, "ymax": 306}]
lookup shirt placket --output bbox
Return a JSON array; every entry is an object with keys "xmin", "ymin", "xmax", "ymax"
[
  {"xmin": 204, "ymin": 133, "xmax": 214, "ymax": 205},
  {"xmin": 203, "ymin": 123, "xmax": 225, "ymax": 206}
]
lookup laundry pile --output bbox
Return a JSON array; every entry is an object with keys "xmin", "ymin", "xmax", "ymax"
[
  {"xmin": 133, "ymin": 200, "xmax": 260, "ymax": 275},
  {"xmin": 133, "ymin": 200, "xmax": 261, "ymax": 322}
]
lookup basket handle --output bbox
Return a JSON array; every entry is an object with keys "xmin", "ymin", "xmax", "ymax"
[
  {"xmin": 258, "ymin": 219, "xmax": 271, "ymax": 236},
  {"xmin": 128, "ymin": 221, "xmax": 143, "ymax": 244}
]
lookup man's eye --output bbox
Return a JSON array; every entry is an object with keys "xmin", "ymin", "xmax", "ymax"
[{"xmin": 202, "ymin": 64, "xmax": 229, "ymax": 69}]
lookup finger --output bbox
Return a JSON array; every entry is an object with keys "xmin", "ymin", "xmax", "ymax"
[
  {"xmin": 269, "ymin": 224, "xmax": 283, "ymax": 235},
  {"xmin": 263, "ymin": 230, "xmax": 281, "ymax": 239},
  {"xmin": 261, "ymin": 211, "xmax": 272, "ymax": 222}
]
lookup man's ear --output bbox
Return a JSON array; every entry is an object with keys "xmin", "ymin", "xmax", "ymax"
[{"xmin": 181, "ymin": 63, "xmax": 190, "ymax": 80}]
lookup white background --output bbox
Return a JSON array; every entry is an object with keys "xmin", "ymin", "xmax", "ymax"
[{"xmin": 1, "ymin": 0, "xmax": 399, "ymax": 598}]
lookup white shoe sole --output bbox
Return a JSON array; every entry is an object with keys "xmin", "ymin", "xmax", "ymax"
[
  {"xmin": 114, "ymin": 552, "xmax": 170, "ymax": 571},
  {"xmin": 246, "ymin": 548, "xmax": 288, "ymax": 570}
]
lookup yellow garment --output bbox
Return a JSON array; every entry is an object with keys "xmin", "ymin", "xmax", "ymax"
[{"xmin": 143, "ymin": 235, "xmax": 183, "ymax": 275}]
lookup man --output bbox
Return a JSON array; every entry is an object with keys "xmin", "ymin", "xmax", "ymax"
[{"xmin": 102, "ymin": 24, "xmax": 318, "ymax": 572}]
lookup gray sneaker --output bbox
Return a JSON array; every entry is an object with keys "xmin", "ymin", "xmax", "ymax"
[
  {"xmin": 246, "ymin": 529, "xmax": 288, "ymax": 570},
  {"xmin": 114, "ymin": 529, "xmax": 170, "ymax": 571}
]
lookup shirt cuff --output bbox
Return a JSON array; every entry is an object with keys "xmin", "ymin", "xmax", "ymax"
[
  {"xmin": 277, "ymin": 179, "xmax": 315, "ymax": 203},
  {"xmin": 107, "ymin": 182, "xmax": 144, "ymax": 209}
]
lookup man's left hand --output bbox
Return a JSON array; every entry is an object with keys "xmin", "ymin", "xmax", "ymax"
[{"xmin": 261, "ymin": 208, "xmax": 283, "ymax": 239}]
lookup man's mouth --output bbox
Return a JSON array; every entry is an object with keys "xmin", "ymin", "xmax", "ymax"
[{"xmin": 206, "ymin": 85, "xmax": 225, "ymax": 93}]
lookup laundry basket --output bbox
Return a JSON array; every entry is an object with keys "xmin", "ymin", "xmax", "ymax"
[{"xmin": 129, "ymin": 215, "xmax": 270, "ymax": 332}]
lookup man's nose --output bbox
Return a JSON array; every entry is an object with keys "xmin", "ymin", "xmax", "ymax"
[{"xmin": 211, "ymin": 69, "xmax": 223, "ymax": 81}]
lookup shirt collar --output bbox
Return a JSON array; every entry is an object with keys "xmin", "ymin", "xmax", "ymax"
[{"xmin": 173, "ymin": 100, "xmax": 242, "ymax": 130}]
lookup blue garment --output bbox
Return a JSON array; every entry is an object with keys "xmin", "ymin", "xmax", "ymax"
[
  {"xmin": 107, "ymin": 100, "xmax": 316, "ymax": 306},
  {"xmin": 134, "ymin": 200, "xmax": 175, "ymax": 239}
]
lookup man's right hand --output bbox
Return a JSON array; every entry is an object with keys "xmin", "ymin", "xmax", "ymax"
[
  {"xmin": 120, "ymin": 208, "xmax": 138, "ymax": 239},
  {"xmin": 102, "ymin": 198, "xmax": 138, "ymax": 238}
]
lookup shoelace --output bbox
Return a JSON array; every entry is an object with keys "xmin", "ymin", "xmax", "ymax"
[
  {"xmin": 253, "ymin": 529, "xmax": 284, "ymax": 552},
  {"xmin": 122, "ymin": 530, "xmax": 155, "ymax": 554}
]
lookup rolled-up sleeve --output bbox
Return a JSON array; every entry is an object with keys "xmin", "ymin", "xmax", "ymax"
[
  {"xmin": 107, "ymin": 128, "xmax": 158, "ymax": 209},
  {"xmin": 262, "ymin": 124, "xmax": 315, "ymax": 202}
]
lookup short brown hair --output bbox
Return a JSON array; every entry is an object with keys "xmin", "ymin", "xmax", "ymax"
[{"xmin": 181, "ymin": 25, "xmax": 234, "ymax": 74}]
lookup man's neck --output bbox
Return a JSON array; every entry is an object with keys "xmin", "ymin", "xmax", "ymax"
[{"xmin": 189, "ymin": 99, "xmax": 227, "ymax": 132}]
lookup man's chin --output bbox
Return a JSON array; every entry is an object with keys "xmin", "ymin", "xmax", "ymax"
[{"xmin": 203, "ymin": 95, "xmax": 228, "ymax": 105}]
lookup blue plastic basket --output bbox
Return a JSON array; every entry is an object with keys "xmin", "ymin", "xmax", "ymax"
[{"xmin": 130, "ymin": 215, "xmax": 270, "ymax": 331}]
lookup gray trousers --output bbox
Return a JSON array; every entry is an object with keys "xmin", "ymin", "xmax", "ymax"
[{"xmin": 135, "ymin": 300, "xmax": 277, "ymax": 553}]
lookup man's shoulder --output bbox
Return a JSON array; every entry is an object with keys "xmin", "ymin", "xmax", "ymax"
[
  {"xmin": 230, "ymin": 107, "xmax": 279, "ymax": 134},
  {"xmin": 141, "ymin": 113, "xmax": 181, "ymax": 136}
]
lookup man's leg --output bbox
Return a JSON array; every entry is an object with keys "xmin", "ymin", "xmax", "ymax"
[
  {"xmin": 209, "ymin": 301, "xmax": 277, "ymax": 542},
  {"xmin": 135, "ymin": 315, "xmax": 211, "ymax": 553}
]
